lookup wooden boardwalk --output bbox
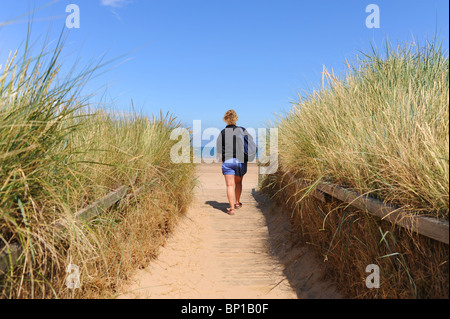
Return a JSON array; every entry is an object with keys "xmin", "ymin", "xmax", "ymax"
[
  {"xmin": 119, "ymin": 164, "xmax": 339, "ymax": 299},
  {"xmin": 195, "ymin": 164, "xmax": 296, "ymax": 297}
]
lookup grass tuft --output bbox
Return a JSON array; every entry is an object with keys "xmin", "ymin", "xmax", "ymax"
[
  {"xmin": 262, "ymin": 39, "xmax": 449, "ymax": 298},
  {"xmin": 0, "ymin": 29, "xmax": 195, "ymax": 299}
]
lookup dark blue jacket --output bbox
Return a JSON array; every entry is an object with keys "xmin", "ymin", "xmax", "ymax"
[{"xmin": 216, "ymin": 125, "xmax": 256, "ymax": 163}]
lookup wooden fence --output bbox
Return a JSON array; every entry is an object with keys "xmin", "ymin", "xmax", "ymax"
[
  {"xmin": 0, "ymin": 185, "xmax": 130, "ymax": 274},
  {"xmin": 264, "ymin": 171, "xmax": 449, "ymax": 245},
  {"xmin": 2, "ymin": 172, "xmax": 448, "ymax": 275}
]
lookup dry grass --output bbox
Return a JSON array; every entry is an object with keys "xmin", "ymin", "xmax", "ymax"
[
  {"xmin": 262, "ymin": 172, "xmax": 448, "ymax": 298},
  {"xmin": 0, "ymin": 30, "xmax": 195, "ymax": 298},
  {"xmin": 261, "ymin": 39, "xmax": 449, "ymax": 299},
  {"xmin": 274, "ymin": 40, "xmax": 448, "ymax": 219}
]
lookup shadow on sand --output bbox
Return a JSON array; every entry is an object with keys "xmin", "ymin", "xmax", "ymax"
[
  {"xmin": 250, "ymin": 188, "xmax": 342, "ymax": 299},
  {"xmin": 204, "ymin": 201, "xmax": 231, "ymax": 215}
]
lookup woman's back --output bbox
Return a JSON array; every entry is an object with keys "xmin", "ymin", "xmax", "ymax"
[{"xmin": 217, "ymin": 125, "xmax": 253, "ymax": 163}]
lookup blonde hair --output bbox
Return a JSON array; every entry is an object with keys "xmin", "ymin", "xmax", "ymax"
[{"xmin": 223, "ymin": 109, "xmax": 238, "ymax": 125}]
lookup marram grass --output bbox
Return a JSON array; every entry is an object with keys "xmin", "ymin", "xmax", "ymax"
[
  {"xmin": 262, "ymin": 39, "xmax": 449, "ymax": 299},
  {"xmin": 276, "ymin": 40, "xmax": 449, "ymax": 219},
  {"xmin": 0, "ymin": 33, "xmax": 194, "ymax": 298}
]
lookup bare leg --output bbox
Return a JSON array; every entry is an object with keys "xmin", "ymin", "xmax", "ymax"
[
  {"xmin": 235, "ymin": 175, "xmax": 243, "ymax": 206},
  {"xmin": 224, "ymin": 175, "xmax": 235, "ymax": 214}
]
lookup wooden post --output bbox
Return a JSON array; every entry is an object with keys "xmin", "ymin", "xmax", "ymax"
[
  {"xmin": 285, "ymin": 172, "xmax": 449, "ymax": 245},
  {"xmin": 317, "ymin": 183, "xmax": 449, "ymax": 244},
  {"xmin": 0, "ymin": 185, "xmax": 129, "ymax": 275}
]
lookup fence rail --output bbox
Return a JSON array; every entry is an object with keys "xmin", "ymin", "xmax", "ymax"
[
  {"xmin": 282, "ymin": 172, "xmax": 449, "ymax": 245},
  {"xmin": 0, "ymin": 185, "xmax": 130, "ymax": 274},
  {"xmin": 3, "ymin": 172, "xmax": 448, "ymax": 275}
]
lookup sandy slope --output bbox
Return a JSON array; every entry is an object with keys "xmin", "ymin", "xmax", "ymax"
[{"xmin": 118, "ymin": 164, "xmax": 341, "ymax": 299}]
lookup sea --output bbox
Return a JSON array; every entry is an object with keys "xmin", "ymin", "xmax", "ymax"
[
  {"xmin": 193, "ymin": 146, "xmax": 260, "ymax": 162},
  {"xmin": 193, "ymin": 146, "xmax": 216, "ymax": 160}
]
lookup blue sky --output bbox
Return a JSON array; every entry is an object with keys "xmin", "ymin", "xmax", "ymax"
[{"xmin": 0, "ymin": 0, "xmax": 449, "ymax": 133}]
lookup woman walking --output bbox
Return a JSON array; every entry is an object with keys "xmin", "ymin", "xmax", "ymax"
[{"xmin": 216, "ymin": 110, "xmax": 256, "ymax": 215}]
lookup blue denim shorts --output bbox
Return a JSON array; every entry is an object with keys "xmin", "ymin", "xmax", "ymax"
[{"xmin": 222, "ymin": 158, "xmax": 247, "ymax": 177}]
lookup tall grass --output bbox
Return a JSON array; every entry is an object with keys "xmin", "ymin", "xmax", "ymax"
[
  {"xmin": 262, "ymin": 39, "xmax": 449, "ymax": 298},
  {"xmin": 276, "ymin": 40, "xmax": 448, "ymax": 219},
  {"xmin": 0, "ymin": 32, "xmax": 194, "ymax": 298}
]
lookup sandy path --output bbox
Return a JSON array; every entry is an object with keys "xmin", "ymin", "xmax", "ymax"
[{"xmin": 119, "ymin": 164, "xmax": 340, "ymax": 299}]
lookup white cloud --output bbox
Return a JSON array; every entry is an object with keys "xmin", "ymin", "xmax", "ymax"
[
  {"xmin": 101, "ymin": 0, "xmax": 129, "ymax": 8},
  {"xmin": 101, "ymin": 0, "xmax": 131, "ymax": 21}
]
